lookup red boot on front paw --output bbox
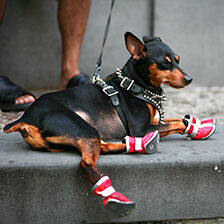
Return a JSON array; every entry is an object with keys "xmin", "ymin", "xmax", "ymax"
[
  {"xmin": 185, "ymin": 114, "xmax": 216, "ymax": 125},
  {"xmin": 92, "ymin": 176, "xmax": 135, "ymax": 217},
  {"xmin": 184, "ymin": 118, "xmax": 216, "ymax": 140},
  {"xmin": 125, "ymin": 130, "xmax": 159, "ymax": 154}
]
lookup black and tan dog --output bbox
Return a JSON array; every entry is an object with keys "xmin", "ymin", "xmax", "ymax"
[{"xmin": 4, "ymin": 32, "xmax": 215, "ymax": 217}]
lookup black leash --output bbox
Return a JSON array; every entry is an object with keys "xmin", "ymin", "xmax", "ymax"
[
  {"xmin": 92, "ymin": 0, "xmax": 132, "ymax": 135},
  {"xmin": 93, "ymin": 0, "xmax": 115, "ymax": 83}
]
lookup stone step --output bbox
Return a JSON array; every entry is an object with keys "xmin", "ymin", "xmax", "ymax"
[{"xmin": 0, "ymin": 126, "xmax": 224, "ymax": 224}]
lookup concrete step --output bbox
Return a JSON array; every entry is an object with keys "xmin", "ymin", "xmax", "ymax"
[{"xmin": 0, "ymin": 126, "xmax": 224, "ymax": 224}]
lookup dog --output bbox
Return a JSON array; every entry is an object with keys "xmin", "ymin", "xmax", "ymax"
[{"xmin": 4, "ymin": 32, "xmax": 216, "ymax": 217}]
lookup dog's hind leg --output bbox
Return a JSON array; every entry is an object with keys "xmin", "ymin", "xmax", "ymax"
[
  {"xmin": 39, "ymin": 111, "xmax": 135, "ymax": 217},
  {"xmin": 78, "ymin": 138, "xmax": 135, "ymax": 217},
  {"xmin": 78, "ymin": 137, "xmax": 101, "ymax": 183}
]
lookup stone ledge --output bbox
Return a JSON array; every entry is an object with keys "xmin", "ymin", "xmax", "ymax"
[{"xmin": 0, "ymin": 126, "xmax": 224, "ymax": 224}]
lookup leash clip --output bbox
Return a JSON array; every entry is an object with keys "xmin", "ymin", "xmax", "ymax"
[
  {"xmin": 93, "ymin": 65, "xmax": 101, "ymax": 83},
  {"xmin": 102, "ymin": 86, "xmax": 119, "ymax": 97},
  {"xmin": 120, "ymin": 77, "xmax": 134, "ymax": 91}
]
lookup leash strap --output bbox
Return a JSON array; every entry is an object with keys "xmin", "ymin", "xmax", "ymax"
[{"xmin": 93, "ymin": 0, "xmax": 115, "ymax": 82}]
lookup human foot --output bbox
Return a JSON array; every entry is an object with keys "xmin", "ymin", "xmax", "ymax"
[
  {"xmin": 59, "ymin": 73, "xmax": 90, "ymax": 90},
  {"xmin": 0, "ymin": 76, "xmax": 36, "ymax": 111},
  {"xmin": 15, "ymin": 94, "xmax": 35, "ymax": 105}
]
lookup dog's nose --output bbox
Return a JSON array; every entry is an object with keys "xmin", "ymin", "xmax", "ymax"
[{"xmin": 184, "ymin": 75, "xmax": 193, "ymax": 85}]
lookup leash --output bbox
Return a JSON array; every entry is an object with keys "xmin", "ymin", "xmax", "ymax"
[
  {"xmin": 92, "ymin": 0, "xmax": 131, "ymax": 135},
  {"xmin": 92, "ymin": 0, "xmax": 132, "ymax": 135},
  {"xmin": 93, "ymin": 0, "xmax": 115, "ymax": 83}
]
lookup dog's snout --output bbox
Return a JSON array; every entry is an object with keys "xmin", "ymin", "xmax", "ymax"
[{"xmin": 184, "ymin": 75, "xmax": 193, "ymax": 85}]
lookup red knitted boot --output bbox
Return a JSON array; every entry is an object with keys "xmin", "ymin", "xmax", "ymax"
[
  {"xmin": 185, "ymin": 114, "xmax": 216, "ymax": 125},
  {"xmin": 184, "ymin": 118, "xmax": 216, "ymax": 140},
  {"xmin": 92, "ymin": 176, "xmax": 135, "ymax": 217},
  {"xmin": 125, "ymin": 130, "xmax": 159, "ymax": 154}
]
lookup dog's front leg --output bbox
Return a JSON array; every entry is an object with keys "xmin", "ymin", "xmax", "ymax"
[
  {"xmin": 101, "ymin": 140, "xmax": 126, "ymax": 153},
  {"xmin": 151, "ymin": 118, "xmax": 215, "ymax": 140},
  {"xmin": 151, "ymin": 118, "xmax": 186, "ymax": 138},
  {"xmin": 101, "ymin": 129, "xmax": 159, "ymax": 155}
]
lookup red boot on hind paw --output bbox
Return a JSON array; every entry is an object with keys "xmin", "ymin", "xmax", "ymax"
[
  {"xmin": 184, "ymin": 118, "xmax": 216, "ymax": 140},
  {"xmin": 92, "ymin": 176, "xmax": 135, "ymax": 217},
  {"xmin": 125, "ymin": 130, "xmax": 159, "ymax": 154}
]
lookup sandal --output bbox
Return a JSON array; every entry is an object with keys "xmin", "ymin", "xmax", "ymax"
[
  {"xmin": 66, "ymin": 73, "xmax": 91, "ymax": 89},
  {"xmin": 0, "ymin": 75, "xmax": 36, "ymax": 112}
]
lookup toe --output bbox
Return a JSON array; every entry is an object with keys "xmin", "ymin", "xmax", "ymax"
[
  {"xmin": 15, "ymin": 94, "xmax": 35, "ymax": 104},
  {"xmin": 15, "ymin": 96, "xmax": 25, "ymax": 104},
  {"xmin": 24, "ymin": 95, "xmax": 35, "ymax": 103}
]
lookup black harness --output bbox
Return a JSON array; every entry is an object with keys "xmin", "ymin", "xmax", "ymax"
[
  {"xmin": 92, "ymin": 0, "xmax": 166, "ymax": 134},
  {"xmin": 95, "ymin": 69, "xmax": 167, "ymax": 135}
]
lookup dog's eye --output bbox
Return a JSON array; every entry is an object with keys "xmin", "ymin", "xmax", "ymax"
[{"xmin": 158, "ymin": 60, "xmax": 171, "ymax": 69}]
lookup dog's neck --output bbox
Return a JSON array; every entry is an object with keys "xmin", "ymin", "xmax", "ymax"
[{"xmin": 122, "ymin": 58, "xmax": 162, "ymax": 95}]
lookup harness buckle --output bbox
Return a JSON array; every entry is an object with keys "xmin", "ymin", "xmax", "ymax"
[
  {"xmin": 102, "ymin": 86, "xmax": 119, "ymax": 97},
  {"xmin": 120, "ymin": 77, "xmax": 134, "ymax": 91}
]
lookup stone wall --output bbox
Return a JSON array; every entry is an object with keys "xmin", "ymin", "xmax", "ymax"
[{"xmin": 0, "ymin": 0, "xmax": 223, "ymax": 89}]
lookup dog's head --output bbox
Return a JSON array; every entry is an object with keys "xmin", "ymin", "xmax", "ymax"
[{"xmin": 125, "ymin": 32, "xmax": 192, "ymax": 88}]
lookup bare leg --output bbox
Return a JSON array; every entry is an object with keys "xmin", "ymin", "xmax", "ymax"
[
  {"xmin": 0, "ymin": 1, "xmax": 35, "ymax": 105},
  {"xmin": 58, "ymin": 0, "xmax": 91, "ymax": 90}
]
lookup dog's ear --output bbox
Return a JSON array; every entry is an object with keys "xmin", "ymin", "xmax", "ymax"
[{"xmin": 125, "ymin": 32, "xmax": 146, "ymax": 60}]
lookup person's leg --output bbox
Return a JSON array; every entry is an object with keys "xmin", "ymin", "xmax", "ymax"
[{"xmin": 58, "ymin": 0, "xmax": 91, "ymax": 90}]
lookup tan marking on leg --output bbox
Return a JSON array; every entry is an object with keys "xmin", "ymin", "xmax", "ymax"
[
  {"xmin": 152, "ymin": 118, "xmax": 186, "ymax": 138},
  {"xmin": 45, "ymin": 136, "xmax": 76, "ymax": 145},
  {"xmin": 47, "ymin": 148, "xmax": 64, "ymax": 153},
  {"xmin": 78, "ymin": 138, "xmax": 101, "ymax": 184},
  {"xmin": 101, "ymin": 142, "xmax": 126, "ymax": 153}
]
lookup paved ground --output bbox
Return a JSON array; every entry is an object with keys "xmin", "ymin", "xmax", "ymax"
[{"xmin": 0, "ymin": 86, "xmax": 223, "ymax": 224}]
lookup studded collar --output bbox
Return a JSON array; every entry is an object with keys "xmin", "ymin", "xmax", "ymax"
[{"xmin": 116, "ymin": 68, "xmax": 166, "ymax": 123}]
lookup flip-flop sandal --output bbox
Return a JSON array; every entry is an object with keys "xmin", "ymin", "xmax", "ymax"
[
  {"xmin": 66, "ymin": 73, "xmax": 91, "ymax": 89},
  {"xmin": 0, "ymin": 75, "xmax": 36, "ymax": 112}
]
